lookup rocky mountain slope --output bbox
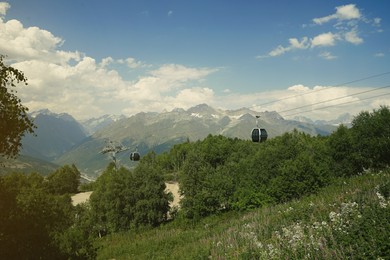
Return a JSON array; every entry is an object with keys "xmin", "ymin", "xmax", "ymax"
[
  {"xmin": 21, "ymin": 109, "xmax": 87, "ymax": 161},
  {"xmin": 55, "ymin": 104, "xmax": 337, "ymax": 178}
]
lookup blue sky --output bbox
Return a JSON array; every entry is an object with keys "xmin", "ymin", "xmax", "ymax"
[{"xmin": 1, "ymin": 0, "xmax": 389, "ymax": 120}]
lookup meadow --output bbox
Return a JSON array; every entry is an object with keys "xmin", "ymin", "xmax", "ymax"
[{"xmin": 96, "ymin": 169, "xmax": 390, "ymax": 259}]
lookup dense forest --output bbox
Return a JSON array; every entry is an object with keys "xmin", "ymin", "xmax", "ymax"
[{"xmin": 1, "ymin": 106, "xmax": 389, "ymax": 259}]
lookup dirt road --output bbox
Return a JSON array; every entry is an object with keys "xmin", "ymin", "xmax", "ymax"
[{"xmin": 71, "ymin": 182, "xmax": 181, "ymax": 207}]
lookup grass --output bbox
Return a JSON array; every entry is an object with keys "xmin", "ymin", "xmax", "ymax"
[{"xmin": 96, "ymin": 170, "xmax": 390, "ymax": 259}]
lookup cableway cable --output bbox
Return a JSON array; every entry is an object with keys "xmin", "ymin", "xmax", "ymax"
[
  {"xmin": 258, "ymin": 71, "xmax": 390, "ymax": 107},
  {"xmin": 282, "ymin": 91, "xmax": 390, "ymax": 117},
  {"xmin": 278, "ymin": 85, "xmax": 390, "ymax": 114}
]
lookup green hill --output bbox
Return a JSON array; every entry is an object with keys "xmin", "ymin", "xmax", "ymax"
[
  {"xmin": 0, "ymin": 155, "xmax": 59, "ymax": 176},
  {"xmin": 96, "ymin": 171, "xmax": 390, "ymax": 259}
]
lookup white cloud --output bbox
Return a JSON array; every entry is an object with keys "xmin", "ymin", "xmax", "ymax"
[
  {"xmin": 0, "ymin": 2, "xmax": 10, "ymax": 17},
  {"xmin": 217, "ymin": 84, "xmax": 388, "ymax": 121},
  {"xmin": 150, "ymin": 64, "xmax": 217, "ymax": 83},
  {"xmin": 173, "ymin": 87, "xmax": 214, "ymax": 108},
  {"xmin": 311, "ymin": 32, "xmax": 337, "ymax": 47},
  {"xmin": 344, "ymin": 28, "xmax": 363, "ymax": 45},
  {"xmin": 288, "ymin": 84, "xmax": 310, "ymax": 92},
  {"xmin": 313, "ymin": 4, "xmax": 361, "ymax": 25},
  {"xmin": 1, "ymin": 12, "xmax": 219, "ymax": 119},
  {"xmin": 289, "ymin": 37, "xmax": 309, "ymax": 49},
  {"xmin": 117, "ymin": 64, "xmax": 218, "ymax": 105},
  {"xmin": 319, "ymin": 51, "xmax": 337, "ymax": 60},
  {"xmin": 373, "ymin": 17, "xmax": 381, "ymax": 26},
  {"xmin": 267, "ymin": 45, "xmax": 288, "ymax": 57},
  {"xmin": 259, "ymin": 3, "xmax": 379, "ymax": 59},
  {"xmin": 0, "ymin": 16, "xmax": 80, "ymax": 65},
  {"xmin": 259, "ymin": 37, "xmax": 309, "ymax": 58},
  {"xmin": 1, "ymin": 3, "xmax": 387, "ymax": 122},
  {"xmin": 99, "ymin": 57, "xmax": 114, "ymax": 68},
  {"xmin": 125, "ymin": 57, "xmax": 146, "ymax": 69}
]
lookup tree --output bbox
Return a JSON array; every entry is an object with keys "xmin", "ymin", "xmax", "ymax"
[
  {"xmin": 328, "ymin": 124, "xmax": 362, "ymax": 176},
  {"xmin": 0, "ymin": 172, "xmax": 74, "ymax": 259},
  {"xmin": 90, "ymin": 162, "xmax": 172, "ymax": 234},
  {"xmin": 0, "ymin": 55, "xmax": 35, "ymax": 158},
  {"xmin": 46, "ymin": 164, "xmax": 81, "ymax": 195},
  {"xmin": 350, "ymin": 106, "xmax": 390, "ymax": 170}
]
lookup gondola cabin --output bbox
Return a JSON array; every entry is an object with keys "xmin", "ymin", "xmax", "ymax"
[
  {"xmin": 251, "ymin": 128, "xmax": 268, "ymax": 143},
  {"xmin": 130, "ymin": 152, "xmax": 140, "ymax": 161}
]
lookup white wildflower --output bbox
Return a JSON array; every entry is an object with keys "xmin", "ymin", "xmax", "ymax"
[{"xmin": 375, "ymin": 185, "xmax": 388, "ymax": 209}]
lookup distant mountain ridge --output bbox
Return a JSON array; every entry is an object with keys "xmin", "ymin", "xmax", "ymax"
[
  {"xmin": 12, "ymin": 104, "xmax": 355, "ymax": 178},
  {"xmin": 81, "ymin": 114, "xmax": 126, "ymax": 135},
  {"xmin": 21, "ymin": 109, "xmax": 87, "ymax": 161},
  {"xmin": 54, "ymin": 104, "xmax": 338, "ymax": 178},
  {"xmin": 293, "ymin": 113, "xmax": 353, "ymax": 126}
]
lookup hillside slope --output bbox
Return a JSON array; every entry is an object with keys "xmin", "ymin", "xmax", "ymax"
[{"xmin": 97, "ymin": 171, "xmax": 390, "ymax": 259}]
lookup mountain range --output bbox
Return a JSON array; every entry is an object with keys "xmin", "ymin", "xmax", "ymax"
[{"xmin": 13, "ymin": 104, "xmax": 352, "ymax": 178}]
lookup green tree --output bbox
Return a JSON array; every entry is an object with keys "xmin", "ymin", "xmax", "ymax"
[
  {"xmin": 90, "ymin": 162, "xmax": 172, "ymax": 234},
  {"xmin": 350, "ymin": 106, "xmax": 390, "ymax": 170},
  {"xmin": 0, "ymin": 172, "xmax": 74, "ymax": 259},
  {"xmin": 46, "ymin": 164, "xmax": 81, "ymax": 195},
  {"xmin": 0, "ymin": 55, "xmax": 35, "ymax": 158},
  {"xmin": 178, "ymin": 136, "xmax": 243, "ymax": 218},
  {"xmin": 57, "ymin": 203, "xmax": 98, "ymax": 259},
  {"xmin": 328, "ymin": 124, "xmax": 362, "ymax": 176}
]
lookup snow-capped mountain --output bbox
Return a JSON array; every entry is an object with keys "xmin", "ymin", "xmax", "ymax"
[
  {"xmin": 294, "ymin": 113, "xmax": 353, "ymax": 126},
  {"xmin": 54, "ymin": 104, "xmax": 337, "ymax": 177},
  {"xmin": 16, "ymin": 104, "xmax": 345, "ymax": 177},
  {"xmin": 81, "ymin": 114, "xmax": 126, "ymax": 135}
]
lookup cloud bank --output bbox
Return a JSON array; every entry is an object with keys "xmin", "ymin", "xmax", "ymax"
[{"xmin": 0, "ymin": 2, "xmax": 388, "ymax": 121}]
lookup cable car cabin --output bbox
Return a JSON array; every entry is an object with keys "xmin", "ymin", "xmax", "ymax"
[
  {"xmin": 130, "ymin": 152, "xmax": 140, "ymax": 161},
  {"xmin": 251, "ymin": 128, "xmax": 268, "ymax": 143}
]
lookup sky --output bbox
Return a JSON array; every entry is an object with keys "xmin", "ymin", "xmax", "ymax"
[{"xmin": 1, "ymin": 0, "xmax": 390, "ymax": 121}]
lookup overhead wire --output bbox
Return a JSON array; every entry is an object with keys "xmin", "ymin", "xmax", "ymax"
[
  {"xmin": 278, "ymin": 85, "xmax": 390, "ymax": 114},
  {"xmin": 259, "ymin": 70, "xmax": 390, "ymax": 107},
  {"xmin": 282, "ymin": 91, "xmax": 390, "ymax": 117}
]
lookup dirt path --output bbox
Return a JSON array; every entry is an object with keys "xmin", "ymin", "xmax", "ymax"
[
  {"xmin": 71, "ymin": 182, "xmax": 181, "ymax": 207},
  {"xmin": 165, "ymin": 182, "xmax": 181, "ymax": 208},
  {"xmin": 71, "ymin": 191, "xmax": 93, "ymax": 206}
]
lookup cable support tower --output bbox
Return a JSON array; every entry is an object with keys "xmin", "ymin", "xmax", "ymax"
[{"xmin": 100, "ymin": 139, "xmax": 129, "ymax": 171}]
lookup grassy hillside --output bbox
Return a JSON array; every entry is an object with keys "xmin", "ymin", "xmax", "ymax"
[
  {"xmin": 0, "ymin": 155, "xmax": 59, "ymax": 176},
  {"xmin": 96, "ymin": 170, "xmax": 390, "ymax": 259}
]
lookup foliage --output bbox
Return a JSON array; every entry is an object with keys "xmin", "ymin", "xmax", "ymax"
[
  {"xmin": 327, "ymin": 124, "xmax": 361, "ymax": 177},
  {"xmin": 350, "ymin": 105, "xmax": 390, "ymax": 169},
  {"xmin": 57, "ymin": 203, "xmax": 98, "ymax": 259},
  {"xmin": 45, "ymin": 164, "xmax": 81, "ymax": 194},
  {"xmin": 96, "ymin": 170, "xmax": 390, "ymax": 259},
  {"xmin": 0, "ymin": 172, "xmax": 74, "ymax": 259},
  {"xmin": 89, "ymin": 162, "xmax": 172, "ymax": 235},
  {"xmin": 0, "ymin": 55, "xmax": 35, "ymax": 158},
  {"xmin": 328, "ymin": 106, "xmax": 390, "ymax": 175},
  {"xmin": 178, "ymin": 131, "xmax": 334, "ymax": 216}
]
